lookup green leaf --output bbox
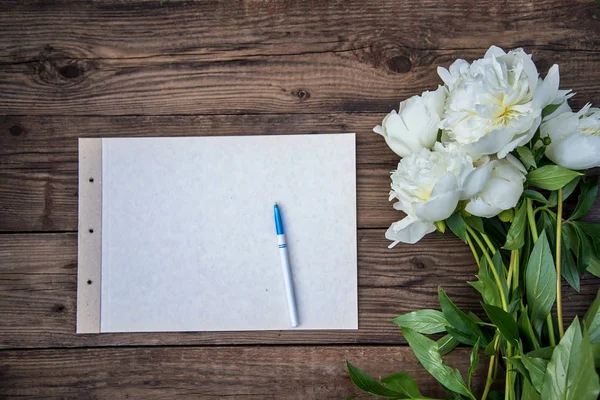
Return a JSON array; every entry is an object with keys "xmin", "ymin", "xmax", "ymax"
[
  {"xmin": 584, "ymin": 290, "xmax": 600, "ymax": 344},
  {"xmin": 437, "ymin": 334, "xmax": 459, "ymax": 356},
  {"xmin": 446, "ymin": 326, "xmax": 480, "ymax": 347},
  {"xmin": 542, "ymin": 102, "xmax": 563, "ymax": 119},
  {"xmin": 518, "ymin": 307, "xmax": 539, "ymax": 352},
  {"xmin": 467, "ymin": 338, "xmax": 480, "ymax": 389},
  {"xmin": 560, "ymin": 239, "xmax": 580, "ymax": 293},
  {"xmin": 346, "ymin": 361, "xmax": 407, "ymax": 398},
  {"xmin": 522, "ymin": 353, "xmax": 549, "ymax": 393},
  {"xmin": 488, "ymin": 391, "xmax": 503, "ymax": 400},
  {"xmin": 522, "ymin": 379, "xmax": 541, "ymax": 400},
  {"xmin": 593, "ymin": 343, "xmax": 600, "ymax": 369},
  {"xmin": 573, "ymin": 223, "xmax": 600, "ymax": 275},
  {"xmin": 391, "ymin": 310, "xmax": 449, "ymax": 335},
  {"xmin": 528, "ymin": 346, "xmax": 554, "ymax": 360},
  {"xmin": 541, "ymin": 318, "xmax": 600, "ymax": 400},
  {"xmin": 464, "ymin": 216, "xmax": 485, "ymax": 234},
  {"xmin": 525, "ymin": 232, "xmax": 557, "ymax": 334},
  {"xmin": 446, "ymin": 213, "xmax": 468, "ymax": 243},
  {"xmin": 504, "ymin": 202, "xmax": 527, "ymax": 250},
  {"xmin": 517, "ymin": 146, "xmax": 537, "ymax": 170},
  {"xmin": 577, "ymin": 221, "xmax": 600, "ymax": 247},
  {"xmin": 401, "ymin": 327, "xmax": 475, "ymax": 400},
  {"xmin": 562, "ymin": 175, "xmax": 582, "ymax": 202},
  {"xmin": 562, "ymin": 223, "xmax": 580, "ymax": 256},
  {"xmin": 524, "ymin": 189, "xmax": 549, "ymax": 204},
  {"xmin": 438, "ymin": 289, "xmax": 488, "ymax": 346},
  {"xmin": 570, "ymin": 177, "xmax": 598, "ymax": 220},
  {"xmin": 509, "ymin": 356, "xmax": 530, "ymax": 380},
  {"xmin": 484, "ymin": 331, "xmax": 499, "ymax": 356},
  {"xmin": 482, "ymin": 303, "xmax": 520, "ymax": 346},
  {"xmin": 468, "ymin": 266, "xmax": 502, "ymax": 309},
  {"xmin": 526, "ymin": 165, "xmax": 582, "ymax": 191},
  {"xmin": 380, "ymin": 373, "xmax": 425, "ymax": 399}
]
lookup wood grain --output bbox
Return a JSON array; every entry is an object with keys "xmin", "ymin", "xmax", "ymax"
[
  {"xmin": 1, "ymin": 1, "xmax": 600, "ymax": 397},
  {"xmin": 0, "ymin": 1, "xmax": 599, "ymax": 116},
  {"xmin": 0, "ymin": 345, "xmax": 491, "ymax": 399},
  {"xmin": 1, "ymin": 0, "xmax": 598, "ymax": 61},
  {"xmin": 0, "ymin": 232, "xmax": 597, "ymax": 349},
  {"xmin": 1, "ymin": 48, "xmax": 599, "ymax": 116},
  {"xmin": 0, "ymin": 114, "xmax": 401, "ymax": 231},
  {"xmin": 2, "ymin": 115, "xmax": 600, "ymax": 232}
]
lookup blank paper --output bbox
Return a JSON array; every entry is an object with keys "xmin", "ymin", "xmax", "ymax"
[{"xmin": 97, "ymin": 134, "xmax": 357, "ymax": 332}]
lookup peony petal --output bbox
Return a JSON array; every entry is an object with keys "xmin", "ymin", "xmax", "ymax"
[
  {"xmin": 415, "ymin": 172, "xmax": 459, "ymax": 222},
  {"xmin": 485, "ymin": 45, "xmax": 507, "ymax": 58},
  {"xmin": 422, "ymin": 85, "xmax": 447, "ymax": 119},
  {"xmin": 373, "ymin": 125, "xmax": 384, "ymax": 135},
  {"xmin": 505, "ymin": 153, "xmax": 527, "ymax": 174},
  {"xmin": 466, "ymin": 114, "xmax": 537, "ymax": 158},
  {"xmin": 466, "ymin": 197, "xmax": 503, "ymax": 218},
  {"xmin": 481, "ymin": 178, "xmax": 522, "ymax": 210},
  {"xmin": 546, "ymin": 134, "xmax": 600, "ymax": 170},
  {"xmin": 437, "ymin": 66, "xmax": 453, "ymax": 87},
  {"xmin": 385, "ymin": 215, "xmax": 436, "ymax": 247},
  {"xmin": 460, "ymin": 160, "xmax": 495, "ymax": 200},
  {"xmin": 533, "ymin": 64, "xmax": 560, "ymax": 109},
  {"xmin": 497, "ymin": 115, "xmax": 540, "ymax": 158},
  {"xmin": 381, "ymin": 111, "xmax": 421, "ymax": 157}
]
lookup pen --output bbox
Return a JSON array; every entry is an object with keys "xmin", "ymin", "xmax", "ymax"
[{"xmin": 274, "ymin": 202, "xmax": 299, "ymax": 328}]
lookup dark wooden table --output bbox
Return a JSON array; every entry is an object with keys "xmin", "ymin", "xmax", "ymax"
[{"xmin": 1, "ymin": 1, "xmax": 599, "ymax": 398}]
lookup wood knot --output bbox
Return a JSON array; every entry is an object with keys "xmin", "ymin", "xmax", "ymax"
[
  {"xmin": 33, "ymin": 58, "xmax": 89, "ymax": 86},
  {"xmin": 411, "ymin": 257, "xmax": 426, "ymax": 269},
  {"xmin": 52, "ymin": 304, "xmax": 67, "ymax": 313},
  {"xmin": 59, "ymin": 65, "xmax": 82, "ymax": 79},
  {"xmin": 387, "ymin": 55, "xmax": 412, "ymax": 73},
  {"xmin": 292, "ymin": 88, "xmax": 311, "ymax": 101},
  {"xmin": 9, "ymin": 125, "xmax": 24, "ymax": 137}
]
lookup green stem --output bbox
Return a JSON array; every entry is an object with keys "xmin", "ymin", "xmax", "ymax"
[
  {"xmin": 481, "ymin": 335, "xmax": 500, "ymax": 400},
  {"xmin": 507, "ymin": 250, "xmax": 515, "ymax": 290},
  {"xmin": 527, "ymin": 198, "xmax": 556, "ymax": 345},
  {"xmin": 534, "ymin": 206, "xmax": 557, "ymax": 219},
  {"xmin": 466, "ymin": 225, "xmax": 494, "ymax": 267},
  {"xmin": 526, "ymin": 198, "xmax": 539, "ymax": 243},
  {"xmin": 556, "ymin": 188, "xmax": 565, "ymax": 338},
  {"xmin": 480, "ymin": 232, "xmax": 497, "ymax": 255},
  {"xmin": 466, "ymin": 235, "xmax": 481, "ymax": 269},
  {"xmin": 547, "ymin": 315, "xmax": 556, "ymax": 346},
  {"xmin": 505, "ymin": 342, "xmax": 514, "ymax": 400},
  {"xmin": 466, "ymin": 225, "xmax": 508, "ymax": 311}
]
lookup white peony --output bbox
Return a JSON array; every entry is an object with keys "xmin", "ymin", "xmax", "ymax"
[
  {"xmin": 438, "ymin": 46, "xmax": 559, "ymax": 158},
  {"xmin": 374, "ymin": 86, "xmax": 446, "ymax": 157},
  {"xmin": 386, "ymin": 143, "xmax": 491, "ymax": 246},
  {"xmin": 465, "ymin": 154, "xmax": 526, "ymax": 218},
  {"xmin": 541, "ymin": 104, "xmax": 600, "ymax": 170}
]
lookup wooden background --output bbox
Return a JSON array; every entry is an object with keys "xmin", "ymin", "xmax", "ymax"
[{"xmin": 1, "ymin": 1, "xmax": 599, "ymax": 398}]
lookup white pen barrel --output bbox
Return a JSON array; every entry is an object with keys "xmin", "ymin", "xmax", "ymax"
[{"xmin": 277, "ymin": 233, "xmax": 298, "ymax": 327}]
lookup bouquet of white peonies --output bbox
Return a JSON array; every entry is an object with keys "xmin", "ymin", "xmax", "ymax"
[{"xmin": 348, "ymin": 46, "xmax": 600, "ymax": 400}]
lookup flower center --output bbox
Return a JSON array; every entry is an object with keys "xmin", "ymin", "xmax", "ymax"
[{"xmin": 578, "ymin": 116, "xmax": 600, "ymax": 137}]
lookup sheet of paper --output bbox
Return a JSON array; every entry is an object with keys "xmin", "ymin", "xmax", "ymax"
[{"xmin": 100, "ymin": 134, "xmax": 357, "ymax": 332}]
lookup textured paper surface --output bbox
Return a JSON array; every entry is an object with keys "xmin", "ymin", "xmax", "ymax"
[
  {"xmin": 100, "ymin": 134, "xmax": 357, "ymax": 332},
  {"xmin": 77, "ymin": 139, "xmax": 102, "ymax": 333}
]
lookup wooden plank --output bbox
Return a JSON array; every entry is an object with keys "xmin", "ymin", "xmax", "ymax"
[
  {"xmin": 2, "ymin": 115, "xmax": 600, "ymax": 232},
  {"xmin": 0, "ymin": 114, "xmax": 401, "ymax": 231},
  {"xmin": 1, "ymin": 48, "xmax": 599, "ymax": 115},
  {"xmin": 0, "ymin": 346, "xmax": 491, "ymax": 399},
  {"xmin": 1, "ymin": 232, "xmax": 598, "ymax": 349},
  {"xmin": 1, "ymin": 0, "xmax": 598, "ymax": 61}
]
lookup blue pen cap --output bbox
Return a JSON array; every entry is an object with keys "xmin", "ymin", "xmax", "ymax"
[{"xmin": 274, "ymin": 203, "xmax": 284, "ymax": 235}]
